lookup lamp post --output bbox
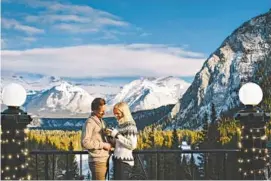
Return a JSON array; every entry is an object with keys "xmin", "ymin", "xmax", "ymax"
[
  {"xmin": 1, "ymin": 83, "xmax": 32, "ymax": 180},
  {"xmin": 235, "ymin": 82, "xmax": 270, "ymax": 180}
]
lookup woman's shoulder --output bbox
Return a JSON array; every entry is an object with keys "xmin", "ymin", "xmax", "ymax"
[{"xmin": 118, "ymin": 122, "xmax": 138, "ymax": 135}]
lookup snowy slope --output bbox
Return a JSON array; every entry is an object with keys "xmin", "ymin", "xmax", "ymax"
[{"xmin": 108, "ymin": 76, "xmax": 190, "ymax": 112}]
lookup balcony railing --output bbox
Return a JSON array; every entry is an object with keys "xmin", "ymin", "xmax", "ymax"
[{"xmin": 30, "ymin": 149, "xmax": 271, "ymax": 180}]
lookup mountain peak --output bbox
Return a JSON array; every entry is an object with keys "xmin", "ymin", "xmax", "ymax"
[
  {"xmin": 109, "ymin": 76, "xmax": 190, "ymax": 112},
  {"xmin": 173, "ymin": 10, "xmax": 271, "ymax": 129}
]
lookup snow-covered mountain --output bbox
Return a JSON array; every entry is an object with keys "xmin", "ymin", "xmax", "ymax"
[
  {"xmin": 172, "ymin": 10, "xmax": 271, "ymax": 129},
  {"xmin": 25, "ymin": 82, "xmax": 95, "ymax": 117},
  {"xmin": 1, "ymin": 72, "xmax": 121, "ymax": 98},
  {"xmin": 108, "ymin": 76, "xmax": 190, "ymax": 113},
  {"xmin": 1, "ymin": 73, "xmax": 189, "ymax": 117}
]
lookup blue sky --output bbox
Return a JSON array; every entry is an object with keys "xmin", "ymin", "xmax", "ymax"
[{"xmin": 1, "ymin": 0, "xmax": 270, "ymax": 83}]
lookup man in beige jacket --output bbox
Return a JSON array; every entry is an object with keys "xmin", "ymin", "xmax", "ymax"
[{"xmin": 81, "ymin": 98, "xmax": 112, "ymax": 180}]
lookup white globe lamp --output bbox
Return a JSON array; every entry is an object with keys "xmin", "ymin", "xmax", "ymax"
[
  {"xmin": 2, "ymin": 83, "xmax": 27, "ymax": 107},
  {"xmin": 238, "ymin": 82, "xmax": 263, "ymax": 106}
]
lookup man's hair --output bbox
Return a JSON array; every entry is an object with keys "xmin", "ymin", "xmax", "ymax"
[{"xmin": 91, "ymin": 98, "xmax": 106, "ymax": 111}]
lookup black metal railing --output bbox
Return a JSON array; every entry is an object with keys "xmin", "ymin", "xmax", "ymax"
[{"xmin": 30, "ymin": 149, "xmax": 263, "ymax": 180}]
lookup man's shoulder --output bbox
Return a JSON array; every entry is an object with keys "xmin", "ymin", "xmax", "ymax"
[{"xmin": 86, "ymin": 116, "xmax": 101, "ymax": 126}]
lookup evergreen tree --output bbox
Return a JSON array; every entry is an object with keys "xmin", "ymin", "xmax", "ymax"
[
  {"xmin": 197, "ymin": 112, "xmax": 209, "ymax": 179},
  {"xmin": 202, "ymin": 113, "xmax": 209, "ymax": 141},
  {"xmin": 172, "ymin": 129, "xmax": 179, "ymax": 149},
  {"xmin": 164, "ymin": 128, "xmax": 181, "ymax": 179},
  {"xmin": 67, "ymin": 142, "xmax": 79, "ymax": 180},
  {"xmin": 210, "ymin": 103, "xmax": 217, "ymax": 124}
]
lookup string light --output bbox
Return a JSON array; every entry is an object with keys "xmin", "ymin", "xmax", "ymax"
[
  {"xmin": 1, "ymin": 128, "xmax": 31, "ymax": 180},
  {"xmin": 238, "ymin": 142, "xmax": 242, "ymax": 148}
]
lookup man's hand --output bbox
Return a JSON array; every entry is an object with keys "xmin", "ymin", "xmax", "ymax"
[{"xmin": 103, "ymin": 142, "xmax": 112, "ymax": 151}]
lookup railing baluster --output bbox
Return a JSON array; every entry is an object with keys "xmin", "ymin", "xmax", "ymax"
[
  {"xmin": 45, "ymin": 154, "xmax": 49, "ymax": 180},
  {"xmin": 204, "ymin": 153, "xmax": 209, "ymax": 179},
  {"xmin": 80, "ymin": 154, "xmax": 82, "ymax": 177},
  {"xmin": 175, "ymin": 153, "xmax": 178, "ymax": 180},
  {"xmin": 223, "ymin": 153, "xmax": 227, "ymax": 180},
  {"xmin": 52, "ymin": 154, "xmax": 55, "ymax": 180},
  {"xmin": 191, "ymin": 153, "xmax": 195, "ymax": 180},
  {"xmin": 156, "ymin": 152, "xmax": 159, "ymax": 180},
  {"xmin": 66, "ymin": 153, "xmax": 69, "ymax": 180},
  {"xmin": 35, "ymin": 153, "xmax": 38, "ymax": 180}
]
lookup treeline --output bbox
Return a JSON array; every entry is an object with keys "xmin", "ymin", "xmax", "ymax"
[{"xmin": 26, "ymin": 131, "xmax": 81, "ymax": 180}]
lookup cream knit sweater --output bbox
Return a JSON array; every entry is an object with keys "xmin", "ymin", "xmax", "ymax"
[{"xmin": 111, "ymin": 122, "xmax": 138, "ymax": 166}]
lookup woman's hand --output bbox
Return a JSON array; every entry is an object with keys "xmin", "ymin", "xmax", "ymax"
[{"xmin": 105, "ymin": 128, "xmax": 113, "ymax": 136}]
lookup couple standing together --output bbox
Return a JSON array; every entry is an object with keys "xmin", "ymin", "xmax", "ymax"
[{"xmin": 81, "ymin": 98, "xmax": 138, "ymax": 180}]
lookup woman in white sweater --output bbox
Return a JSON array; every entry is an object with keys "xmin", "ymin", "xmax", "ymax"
[{"xmin": 106, "ymin": 102, "xmax": 138, "ymax": 180}]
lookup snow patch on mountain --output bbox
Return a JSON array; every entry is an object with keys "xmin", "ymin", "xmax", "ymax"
[
  {"xmin": 25, "ymin": 82, "xmax": 95, "ymax": 116},
  {"xmin": 108, "ymin": 76, "xmax": 190, "ymax": 112}
]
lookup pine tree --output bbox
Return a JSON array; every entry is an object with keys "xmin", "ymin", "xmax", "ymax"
[
  {"xmin": 67, "ymin": 142, "xmax": 79, "ymax": 180},
  {"xmin": 172, "ymin": 129, "xmax": 179, "ymax": 149},
  {"xmin": 164, "ymin": 128, "xmax": 181, "ymax": 179},
  {"xmin": 202, "ymin": 113, "xmax": 209, "ymax": 141},
  {"xmin": 197, "ymin": 112, "xmax": 209, "ymax": 179},
  {"xmin": 211, "ymin": 103, "xmax": 217, "ymax": 124}
]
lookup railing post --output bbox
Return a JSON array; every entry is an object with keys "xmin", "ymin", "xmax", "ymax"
[
  {"xmin": 45, "ymin": 154, "xmax": 49, "ymax": 180},
  {"xmin": 223, "ymin": 153, "xmax": 227, "ymax": 180}
]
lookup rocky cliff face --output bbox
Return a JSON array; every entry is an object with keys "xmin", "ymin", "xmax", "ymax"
[{"xmin": 173, "ymin": 10, "xmax": 271, "ymax": 129}]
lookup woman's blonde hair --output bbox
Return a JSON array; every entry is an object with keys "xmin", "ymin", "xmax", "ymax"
[{"xmin": 113, "ymin": 102, "xmax": 136, "ymax": 125}]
